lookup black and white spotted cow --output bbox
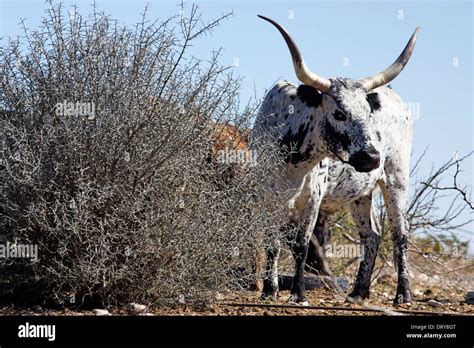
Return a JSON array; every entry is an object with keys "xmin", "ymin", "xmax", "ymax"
[{"xmin": 251, "ymin": 15, "xmax": 420, "ymax": 305}]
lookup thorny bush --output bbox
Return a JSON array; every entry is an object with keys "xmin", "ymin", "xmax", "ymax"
[{"xmin": 0, "ymin": 2, "xmax": 291, "ymax": 308}]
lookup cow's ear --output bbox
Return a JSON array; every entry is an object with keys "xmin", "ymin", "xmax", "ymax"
[
  {"xmin": 297, "ymin": 85, "xmax": 323, "ymax": 108},
  {"xmin": 366, "ymin": 92, "xmax": 381, "ymax": 113}
]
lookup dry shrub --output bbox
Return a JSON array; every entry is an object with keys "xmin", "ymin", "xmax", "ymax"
[{"xmin": 0, "ymin": 2, "xmax": 290, "ymax": 308}]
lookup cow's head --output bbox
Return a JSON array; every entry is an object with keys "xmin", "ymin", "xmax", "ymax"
[{"xmin": 259, "ymin": 15, "xmax": 419, "ymax": 173}]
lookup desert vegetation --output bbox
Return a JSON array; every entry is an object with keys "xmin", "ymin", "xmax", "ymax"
[
  {"xmin": 0, "ymin": 2, "xmax": 292, "ymax": 308},
  {"xmin": 0, "ymin": 1, "xmax": 472, "ymax": 314}
]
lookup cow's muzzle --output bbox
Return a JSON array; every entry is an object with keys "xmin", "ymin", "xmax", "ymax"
[{"xmin": 348, "ymin": 148, "xmax": 381, "ymax": 172}]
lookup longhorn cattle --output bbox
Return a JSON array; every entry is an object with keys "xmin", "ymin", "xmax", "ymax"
[{"xmin": 251, "ymin": 15, "xmax": 420, "ymax": 305}]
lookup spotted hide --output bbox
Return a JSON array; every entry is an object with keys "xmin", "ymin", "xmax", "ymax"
[{"xmin": 251, "ymin": 15, "xmax": 420, "ymax": 305}]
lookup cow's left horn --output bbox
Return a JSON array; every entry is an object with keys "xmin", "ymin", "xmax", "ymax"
[
  {"xmin": 359, "ymin": 27, "xmax": 421, "ymax": 91},
  {"xmin": 258, "ymin": 15, "xmax": 331, "ymax": 92}
]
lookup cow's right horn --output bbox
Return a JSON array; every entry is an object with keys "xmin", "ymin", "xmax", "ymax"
[{"xmin": 258, "ymin": 15, "xmax": 331, "ymax": 92}]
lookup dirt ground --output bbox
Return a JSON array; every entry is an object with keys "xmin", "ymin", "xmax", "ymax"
[
  {"xmin": 1, "ymin": 250, "xmax": 472, "ymax": 316},
  {"xmin": 0, "ymin": 279, "xmax": 472, "ymax": 316}
]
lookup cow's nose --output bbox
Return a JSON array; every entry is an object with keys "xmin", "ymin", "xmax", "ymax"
[{"xmin": 348, "ymin": 148, "xmax": 380, "ymax": 172}]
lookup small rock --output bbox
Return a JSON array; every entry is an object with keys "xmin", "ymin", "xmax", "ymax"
[
  {"xmin": 128, "ymin": 303, "xmax": 147, "ymax": 313},
  {"xmin": 413, "ymin": 289, "xmax": 424, "ymax": 297},
  {"xmin": 92, "ymin": 309, "xmax": 111, "ymax": 316},
  {"xmin": 427, "ymin": 299, "xmax": 444, "ymax": 308},
  {"xmin": 465, "ymin": 291, "xmax": 474, "ymax": 304},
  {"xmin": 417, "ymin": 273, "xmax": 429, "ymax": 283}
]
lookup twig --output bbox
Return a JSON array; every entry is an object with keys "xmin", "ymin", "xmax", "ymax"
[{"xmin": 219, "ymin": 302, "xmax": 469, "ymax": 316}]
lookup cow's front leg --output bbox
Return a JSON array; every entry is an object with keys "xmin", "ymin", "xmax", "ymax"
[
  {"xmin": 287, "ymin": 223, "xmax": 310, "ymax": 305},
  {"xmin": 392, "ymin": 225, "xmax": 411, "ymax": 305},
  {"xmin": 347, "ymin": 194, "xmax": 380, "ymax": 301},
  {"xmin": 261, "ymin": 236, "xmax": 281, "ymax": 300},
  {"xmin": 379, "ymin": 177, "xmax": 412, "ymax": 304},
  {"xmin": 284, "ymin": 172, "xmax": 324, "ymax": 304}
]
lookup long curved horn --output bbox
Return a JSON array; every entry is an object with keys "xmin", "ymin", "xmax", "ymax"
[
  {"xmin": 258, "ymin": 15, "xmax": 331, "ymax": 92},
  {"xmin": 359, "ymin": 27, "xmax": 421, "ymax": 91}
]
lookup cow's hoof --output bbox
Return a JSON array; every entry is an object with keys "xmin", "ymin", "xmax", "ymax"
[
  {"xmin": 288, "ymin": 294, "xmax": 309, "ymax": 306},
  {"xmin": 393, "ymin": 291, "xmax": 412, "ymax": 305},
  {"xmin": 347, "ymin": 288, "xmax": 370, "ymax": 303}
]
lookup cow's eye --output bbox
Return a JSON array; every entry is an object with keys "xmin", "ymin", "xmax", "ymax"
[{"xmin": 334, "ymin": 110, "xmax": 347, "ymax": 121}]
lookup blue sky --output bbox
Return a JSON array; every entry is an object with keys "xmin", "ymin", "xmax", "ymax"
[{"xmin": 1, "ymin": 0, "xmax": 472, "ymax": 252}]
